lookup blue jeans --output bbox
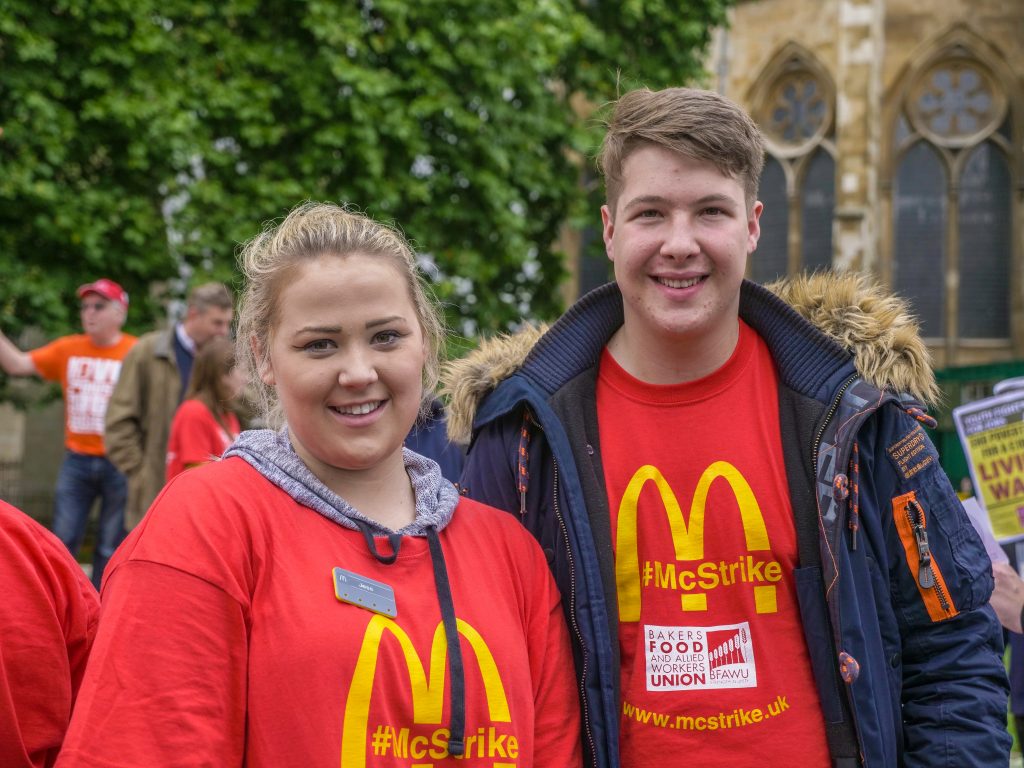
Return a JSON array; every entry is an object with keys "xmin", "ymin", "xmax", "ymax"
[{"xmin": 52, "ymin": 451, "xmax": 128, "ymax": 590}]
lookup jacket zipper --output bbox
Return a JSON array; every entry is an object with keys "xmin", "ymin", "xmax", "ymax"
[
  {"xmin": 552, "ymin": 462, "xmax": 599, "ymax": 767},
  {"xmin": 809, "ymin": 372, "xmax": 865, "ymax": 765},
  {"xmin": 811, "ymin": 373, "xmax": 859, "ymax": 472},
  {"xmin": 905, "ymin": 498, "xmax": 952, "ymax": 615}
]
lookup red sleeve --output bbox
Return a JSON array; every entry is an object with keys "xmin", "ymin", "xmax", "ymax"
[
  {"xmin": 0, "ymin": 501, "xmax": 99, "ymax": 768},
  {"xmin": 171, "ymin": 401, "xmax": 223, "ymax": 467},
  {"xmin": 28, "ymin": 337, "xmax": 71, "ymax": 382},
  {"xmin": 56, "ymin": 561, "xmax": 248, "ymax": 766},
  {"xmin": 525, "ymin": 537, "xmax": 583, "ymax": 767}
]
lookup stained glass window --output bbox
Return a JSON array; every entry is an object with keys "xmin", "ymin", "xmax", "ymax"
[
  {"xmin": 909, "ymin": 60, "xmax": 1003, "ymax": 145},
  {"xmin": 801, "ymin": 150, "xmax": 835, "ymax": 274},
  {"xmin": 893, "ymin": 142, "xmax": 946, "ymax": 338},
  {"xmin": 752, "ymin": 157, "xmax": 789, "ymax": 284},
  {"xmin": 958, "ymin": 142, "xmax": 1010, "ymax": 338},
  {"xmin": 765, "ymin": 73, "xmax": 830, "ymax": 148},
  {"xmin": 754, "ymin": 59, "xmax": 835, "ymax": 281},
  {"xmin": 893, "ymin": 53, "xmax": 1013, "ymax": 343}
]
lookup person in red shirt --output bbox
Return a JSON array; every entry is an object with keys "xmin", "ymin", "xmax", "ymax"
[
  {"xmin": 165, "ymin": 336, "xmax": 245, "ymax": 481},
  {"xmin": 0, "ymin": 498, "xmax": 99, "ymax": 768},
  {"xmin": 57, "ymin": 203, "xmax": 582, "ymax": 767},
  {"xmin": 0, "ymin": 278, "xmax": 137, "ymax": 588}
]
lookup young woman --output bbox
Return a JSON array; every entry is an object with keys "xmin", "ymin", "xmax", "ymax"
[
  {"xmin": 57, "ymin": 203, "xmax": 582, "ymax": 767},
  {"xmin": 165, "ymin": 335, "xmax": 245, "ymax": 480}
]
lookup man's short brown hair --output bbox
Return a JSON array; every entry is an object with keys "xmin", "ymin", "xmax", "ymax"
[
  {"xmin": 598, "ymin": 87, "xmax": 766, "ymax": 215},
  {"xmin": 187, "ymin": 282, "xmax": 234, "ymax": 314}
]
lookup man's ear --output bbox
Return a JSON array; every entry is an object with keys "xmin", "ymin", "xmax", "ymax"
[
  {"xmin": 181, "ymin": 304, "xmax": 199, "ymax": 331},
  {"xmin": 601, "ymin": 204, "xmax": 615, "ymax": 261},
  {"xmin": 252, "ymin": 336, "xmax": 274, "ymax": 385},
  {"xmin": 747, "ymin": 200, "xmax": 764, "ymax": 254}
]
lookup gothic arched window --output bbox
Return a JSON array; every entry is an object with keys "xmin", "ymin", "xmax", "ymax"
[
  {"xmin": 753, "ymin": 156, "xmax": 789, "ymax": 284},
  {"xmin": 893, "ymin": 142, "xmax": 947, "ymax": 338},
  {"xmin": 889, "ymin": 51, "xmax": 1014, "ymax": 347},
  {"xmin": 750, "ymin": 49, "xmax": 836, "ymax": 285},
  {"xmin": 800, "ymin": 148, "xmax": 835, "ymax": 274}
]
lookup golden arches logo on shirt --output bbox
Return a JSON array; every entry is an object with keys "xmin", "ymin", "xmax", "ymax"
[
  {"xmin": 341, "ymin": 615, "xmax": 512, "ymax": 767},
  {"xmin": 616, "ymin": 462, "xmax": 783, "ymax": 621}
]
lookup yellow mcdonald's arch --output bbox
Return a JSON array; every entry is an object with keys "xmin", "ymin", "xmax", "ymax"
[
  {"xmin": 340, "ymin": 616, "xmax": 510, "ymax": 768},
  {"xmin": 616, "ymin": 462, "xmax": 770, "ymax": 621}
]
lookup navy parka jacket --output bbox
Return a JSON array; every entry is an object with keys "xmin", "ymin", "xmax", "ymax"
[{"xmin": 447, "ymin": 277, "xmax": 1010, "ymax": 768}]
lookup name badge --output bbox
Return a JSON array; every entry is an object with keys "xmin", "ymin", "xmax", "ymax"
[{"xmin": 332, "ymin": 567, "xmax": 397, "ymax": 617}]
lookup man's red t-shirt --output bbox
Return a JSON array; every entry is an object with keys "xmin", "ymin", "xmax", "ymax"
[{"xmin": 597, "ymin": 320, "xmax": 831, "ymax": 766}]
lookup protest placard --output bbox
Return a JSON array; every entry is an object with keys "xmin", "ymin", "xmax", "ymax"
[{"xmin": 953, "ymin": 389, "xmax": 1024, "ymax": 542}]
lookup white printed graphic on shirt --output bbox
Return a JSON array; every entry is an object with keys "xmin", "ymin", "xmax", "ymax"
[
  {"xmin": 65, "ymin": 356, "xmax": 123, "ymax": 434},
  {"xmin": 645, "ymin": 622, "xmax": 757, "ymax": 692}
]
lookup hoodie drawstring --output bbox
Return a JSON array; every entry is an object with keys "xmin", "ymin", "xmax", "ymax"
[
  {"xmin": 351, "ymin": 518, "xmax": 466, "ymax": 757},
  {"xmin": 426, "ymin": 525, "xmax": 466, "ymax": 756},
  {"xmin": 352, "ymin": 519, "xmax": 403, "ymax": 564}
]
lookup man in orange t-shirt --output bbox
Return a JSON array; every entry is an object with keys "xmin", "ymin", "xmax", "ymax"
[{"xmin": 0, "ymin": 279, "xmax": 137, "ymax": 588}]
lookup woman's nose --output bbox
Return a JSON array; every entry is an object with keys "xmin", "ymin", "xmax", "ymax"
[{"xmin": 337, "ymin": 349, "xmax": 379, "ymax": 388}]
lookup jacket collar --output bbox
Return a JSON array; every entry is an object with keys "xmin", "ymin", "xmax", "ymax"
[
  {"xmin": 443, "ymin": 272, "xmax": 938, "ymax": 444},
  {"xmin": 153, "ymin": 326, "xmax": 177, "ymax": 360},
  {"xmin": 516, "ymin": 280, "xmax": 855, "ymax": 402}
]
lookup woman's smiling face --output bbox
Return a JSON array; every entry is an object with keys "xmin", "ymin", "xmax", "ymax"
[{"xmin": 260, "ymin": 253, "xmax": 426, "ymax": 484}]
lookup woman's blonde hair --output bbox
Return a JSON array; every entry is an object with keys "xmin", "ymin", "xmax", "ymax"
[{"xmin": 236, "ymin": 202, "xmax": 445, "ymax": 429}]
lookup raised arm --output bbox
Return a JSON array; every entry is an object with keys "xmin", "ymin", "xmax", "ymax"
[{"xmin": 0, "ymin": 329, "xmax": 38, "ymax": 377}]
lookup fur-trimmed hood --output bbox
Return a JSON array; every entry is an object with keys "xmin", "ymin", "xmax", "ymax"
[{"xmin": 442, "ymin": 272, "xmax": 939, "ymax": 444}]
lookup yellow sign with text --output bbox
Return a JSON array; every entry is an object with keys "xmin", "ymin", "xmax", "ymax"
[
  {"xmin": 616, "ymin": 462, "xmax": 779, "ymax": 620},
  {"xmin": 341, "ymin": 616, "xmax": 511, "ymax": 767},
  {"xmin": 954, "ymin": 391, "xmax": 1024, "ymax": 540}
]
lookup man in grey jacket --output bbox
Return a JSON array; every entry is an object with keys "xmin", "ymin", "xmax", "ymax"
[{"xmin": 105, "ymin": 282, "xmax": 233, "ymax": 531}]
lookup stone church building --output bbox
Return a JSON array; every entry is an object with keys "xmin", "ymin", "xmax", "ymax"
[
  {"xmin": 712, "ymin": 0, "xmax": 1023, "ymax": 474},
  {"xmin": 708, "ymin": 0, "xmax": 1022, "ymax": 369}
]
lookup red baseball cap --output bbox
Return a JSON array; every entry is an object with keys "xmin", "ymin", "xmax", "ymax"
[{"xmin": 77, "ymin": 278, "xmax": 129, "ymax": 308}]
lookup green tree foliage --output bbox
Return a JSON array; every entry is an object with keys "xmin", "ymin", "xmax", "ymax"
[{"xmin": 0, "ymin": 0, "xmax": 729, "ymax": 349}]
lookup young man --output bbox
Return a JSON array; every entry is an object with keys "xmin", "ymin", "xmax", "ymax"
[
  {"xmin": 445, "ymin": 87, "xmax": 1010, "ymax": 767},
  {"xmin": 0, "ymin": 278, "xmax": 137, "ymax": 588},
  {"xmin": 104, "ymin": 282, "xmax": 233, "ymax": 531}
]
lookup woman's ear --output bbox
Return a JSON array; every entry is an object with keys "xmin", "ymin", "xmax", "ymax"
[{"xmin": 252, "ymin": 335, "xmax": 274, "ymax": 386}]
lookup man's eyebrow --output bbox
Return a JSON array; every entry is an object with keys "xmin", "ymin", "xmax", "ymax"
[
  {"xmin": 621, "ymin": 192, "xmax": 738, "ymax": 210},
  {"xmin": 692, "ymin": 193, "xmax": 735, "ymax": 206},
  {"xmin": 621, "ymin": 194, "xmax": 670, "ymax": 210}
]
